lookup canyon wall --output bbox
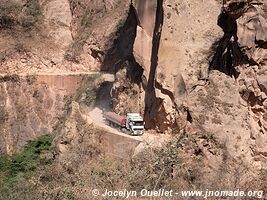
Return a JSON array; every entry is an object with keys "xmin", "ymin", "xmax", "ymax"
[
  {"xmin": 1, "ymin": 0, "xmax": 266, "ymax": 169},
  {"xmin": 111, "ymin": 0, "xmax": 267, "ymax": 169},
  {"xmin": 0, "ymin": 75, "xmax": 84, "ymax": 154}
]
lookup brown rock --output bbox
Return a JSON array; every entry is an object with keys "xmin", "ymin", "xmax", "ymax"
[
  {"xmin": 257, "ymin": 75, "xmax": 267, "ymax": 94},
  {"xmin": 254, "ymin": 134, "xmax": 267, "ymax": 157}
]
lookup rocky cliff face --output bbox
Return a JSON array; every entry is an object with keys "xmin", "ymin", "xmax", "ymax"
[
  {"xmin": 0, "ymin": 75, "xmax": 85, "ymax": 154},
  {"xmin": 117, "ymin": 0, "xmax": 222, "ymax": 132},
  {"xmin": 207, "ymin": 0, "xmax": 267, "ymax": 165},
  {"xmin": 0, "ymin": 0, "xmax": 130, "ymax": 74},
  {"xmin": 110, "ymin": 0, "xmax": 267, "ymax": 169},
  {"xmin": 0, "ymin": 0, "xmax": 266, "ymax": 170},
  {"xmin": 224, "ymin": 0, "xmax": 267, "ymax": 161}
]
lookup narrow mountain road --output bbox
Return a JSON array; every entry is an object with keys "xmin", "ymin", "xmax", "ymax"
[
  {"xmin": 87, "ymin": 73, "xmax": 171, "ymax": 150},
  {"xmin": 88, "ymin": 105, "xmax": 171, "ymax": 152}
]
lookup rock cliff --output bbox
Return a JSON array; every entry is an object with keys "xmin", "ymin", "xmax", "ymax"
[
  {"xmin": 111, "ymin": 0, "xmax": 267, "ymax": 168},
  {"xmin": 0, "ymin": 74, "xmax": 84, "ymax": 154},
  {"xmin": 0, "ymin": 0, "xmax": 266, "ymax": 170}
]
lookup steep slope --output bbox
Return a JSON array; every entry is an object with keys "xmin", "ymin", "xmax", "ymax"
[
  {"xmin": 109, "ymin": 0, "xmax": 267, "ymax": 172},
  {"xmin": 0, "ymin": 74, "xmax": 86, "ymax": 154},
  {"xmin": 0, "ymin": 0, "xmax": 131, "ymax": 153},
  {"xmin": 0, "ymin": 0, "xmax": 267, "ymax": 199}
]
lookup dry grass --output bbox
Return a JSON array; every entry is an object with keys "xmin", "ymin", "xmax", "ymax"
[{"xmin": 0, "ymin": 129, "xmax": 266, "ymax": 200}]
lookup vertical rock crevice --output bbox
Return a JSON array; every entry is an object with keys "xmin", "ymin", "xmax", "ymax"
[
  {"xmin": 106, "ymin": 0, "xmax": 166, "ymax": 130},
  {"xmin": 143, "ymin": 0, "xmax": 164, "ymax": 129},
  {"xmin": 145, "ymin": 0, "xmax": 163, "ymax": 93}
]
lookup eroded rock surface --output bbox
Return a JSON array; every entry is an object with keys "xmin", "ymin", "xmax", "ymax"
[
  {"xmin": 227, "ymin": 0, "xmax": 267, "ymax": 162},
  {"xmin": 131, "ymin": 0, "xmax": 221, "ymax": 132},
  {"xmin": 0, "ymin": 75, "xmax": 84, "ymax": 154},
  {"xmin": 111, "ymin": 0, "xmax": 267, "ymax": 168}
]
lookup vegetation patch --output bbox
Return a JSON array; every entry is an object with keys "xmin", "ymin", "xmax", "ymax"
[
  {"xmin": 90, "ymin": 140, "xmax": 181, "ymax": 192},
  {"xmin": 0, "ymin": 0, "xmax": 41, "ymax": 30},
  {"xmin": 0, "ymin": 134, "xmax": 55, "ymax": 199},
  {"xmin": 75, "ymin": 74, "xmax": 102, "ymax": 106},
  {"xmin": 0, "ymin": 129, "xmax": 266, "ymax": 199}
]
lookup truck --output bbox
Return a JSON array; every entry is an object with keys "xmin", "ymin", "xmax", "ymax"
[{"xmin": 103, "ymin": 112, "xmax": 144, "ymax": 135}]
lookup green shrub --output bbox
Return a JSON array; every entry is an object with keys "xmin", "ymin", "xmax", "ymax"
[
  {"xmin": 25, "ymin": 0, "xmax": 41, "ymax": 17},
  {"xmin": 0, "ymin": 134, "xmax": 55, "ymax": 180},
  {"xmin": 20, "ymin": 0, "xmax": 41, "ymax": 28},
  {"xmin": 0, "ymin": 1, "xmax": 20, "ymax": 28},
  {"xmin": 0, "ymin": 1, "xmax": 21, "ymax": 16},
  {"xmin": 0, "ymin": 134, "xmax": 55, "ymax": 199}
]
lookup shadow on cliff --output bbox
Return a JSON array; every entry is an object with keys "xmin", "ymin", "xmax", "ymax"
[
  {"xmin": 102, "ymin": 5, "xmax": 143, "ymax": 84},
  {"xmin": 209, "ymin": 11, "xmax": 247, "ymax": 78},
  {"xmin": 144, "ymin": 0, "xmax": 164, "ymax": 130}
]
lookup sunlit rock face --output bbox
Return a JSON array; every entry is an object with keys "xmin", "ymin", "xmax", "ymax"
[{"xmin": 132, "ymin": 0, "xmax": 221, "ymax": 132}]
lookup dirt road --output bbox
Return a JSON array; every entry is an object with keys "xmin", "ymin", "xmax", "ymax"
[{"xmin": 88, "ymin": 73, "xmax": 171, "ymax": 151}]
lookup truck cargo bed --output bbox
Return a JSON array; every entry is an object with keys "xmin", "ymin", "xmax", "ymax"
[{"xmin": 103, "ymin": 112, "xmax": 126, "ymax": 127}]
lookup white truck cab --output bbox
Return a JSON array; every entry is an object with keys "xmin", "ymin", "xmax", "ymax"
[{"xmin": 126, "ymin": 113, "xmax": 144, "ymax": 135}]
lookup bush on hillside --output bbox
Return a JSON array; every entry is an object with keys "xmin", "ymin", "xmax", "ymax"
[{"xmin": 0, "ymin": 134, "xmax": 55, "ymax": 180}]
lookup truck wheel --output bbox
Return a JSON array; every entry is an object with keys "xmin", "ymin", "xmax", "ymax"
[{"xmin": 121, "ymin": 128, "xmax": 127, "ymax": 133}]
